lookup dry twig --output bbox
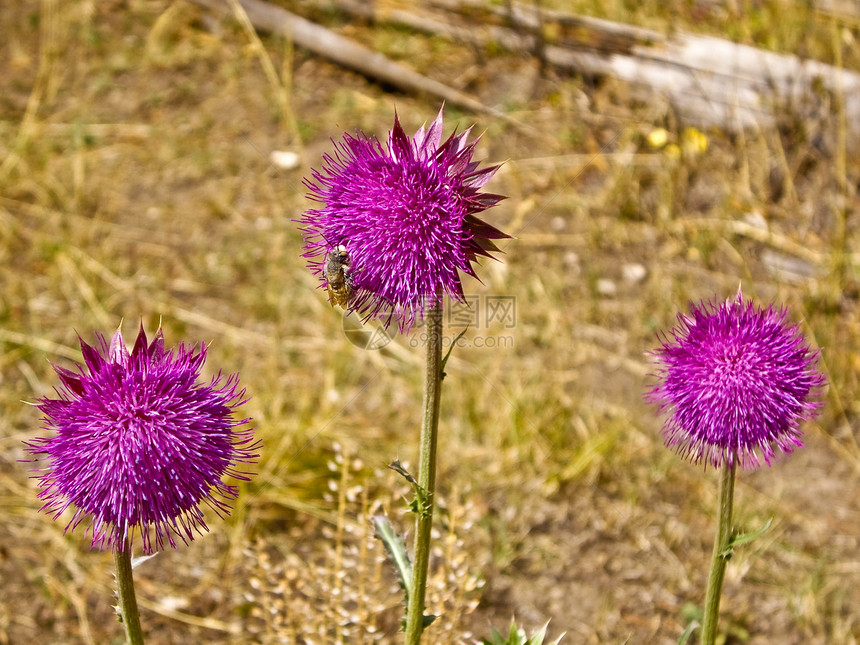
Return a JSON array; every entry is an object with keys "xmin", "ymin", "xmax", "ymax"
[{"xmin": 188, "ymin": 0, "xmax": 521, "ymax": 125}]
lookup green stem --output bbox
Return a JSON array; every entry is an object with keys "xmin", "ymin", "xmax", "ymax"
[
  {"xmin": 404, "ymin": 302, "xmax": 444, "ymax": 644},
  {"xmin": 114, "ymin": 538, "xmax": 145, "ymax": 645},
  {"xmin": 701, "ymin": 461, "xmax": 736, "ymax": 645}
]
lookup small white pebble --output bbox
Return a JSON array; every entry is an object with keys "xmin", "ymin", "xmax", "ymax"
[
  {"xmin": 622, "ymin": 262, "xmax": 647, "ymax": 284},
  {"xmin": 563, "ymin": 251, "xmax": 580, "ymax": 272},
  {"xmin": 269, "ymin": 150, "xmax": 301, "ymax": 170},
  {"xmin": 596, "ymin": 278, "xmax": 617, "ymax": 296}
]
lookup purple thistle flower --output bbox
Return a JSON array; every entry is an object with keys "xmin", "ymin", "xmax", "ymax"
[
  {"xmin": 297, "ymin": 107, "xmax": 508, "ymax": 332},
  {"xmin": 25, "ymin": 324, "xmax": 258, "ymax": 554},
  {"xmin": 647, "ymin": 289, "xmax": 826, "ymax": 470}
]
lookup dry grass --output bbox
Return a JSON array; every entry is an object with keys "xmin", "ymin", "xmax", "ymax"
[{"xmin": 1, "ymin": 0, "xmax": 859, "ymax": 643}]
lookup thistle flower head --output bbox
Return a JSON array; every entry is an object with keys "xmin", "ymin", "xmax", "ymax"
[
  {"xmin": 25, "ymin": 324, "xmax": 258, "ymax": 553},
  {"xmin": 647, "ymin": 289, "xmax": 825, "ymax": 469},
  {"xmin": 297, "ymin": 107, "xmax": 508, "ymax": 332}
]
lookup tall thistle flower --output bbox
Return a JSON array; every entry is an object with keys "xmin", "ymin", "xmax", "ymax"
[
  {"xmin": 25, "ymin": 324, "xmax": 258, "ymax": 554},
  {"xmin": 297, "ymin": 107, "xmax": 508, "ymax": 331},
  {"xmin": 647, "ymin": 289, "xmax": 825, "ymax": 470},
  {"xmin": 647, "ymin": 289, "xmax": 825, "ymax": 645},
  {"xmin": 298, "ymin": 107, "xmax": 507, "ymax": 644}
]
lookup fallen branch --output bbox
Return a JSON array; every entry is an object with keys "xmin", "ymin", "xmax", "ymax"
[
  {"xmin": 338, "ymin": 0, "xmax": 860, "ymax": 145},
  {"xmin": 188, "ymin": 0, "xmax": 521, "ymax": 125}
]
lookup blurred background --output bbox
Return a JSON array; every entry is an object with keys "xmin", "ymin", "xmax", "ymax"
[{"xmin": 1, "ymin": 0, "xmax": 859, "ymax": 643}]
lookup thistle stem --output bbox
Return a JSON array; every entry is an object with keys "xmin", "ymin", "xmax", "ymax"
[
  {"xmin": 114, "ymin": 539, "xmax": 145, "ymax": 645},
  {"xmin": 404, "ymin": 301, "xmax": 444, "ymax": 644},
  {"xmin": 701, "ymin": 461, "xmax": 736, "ymax": 645}
]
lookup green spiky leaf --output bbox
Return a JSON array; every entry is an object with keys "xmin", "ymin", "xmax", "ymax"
[
  {"xmin": 388, "ymin": 459, "xmax": 432, "ymax": 518},
  {"xmin": 372, "ymin": 515, "xmax": 412, "ymax": 593},
  {"xmin": 677, "ymin": 620, "xmax": 699, "ymax": 645},
  {"xmin": 482, "ymin": 619, "xmax": 563, "ymax": 645},
  {"xmin": 730, "ymin": 517, "xmax": 773, "ymax": 549},
  {"xmin": 372, "ymin": 516, "xmax": 437, "ymax": 631},
  {"xmin": 440, "ymin": 328, "xmax": 467, "ymax": 380}
]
